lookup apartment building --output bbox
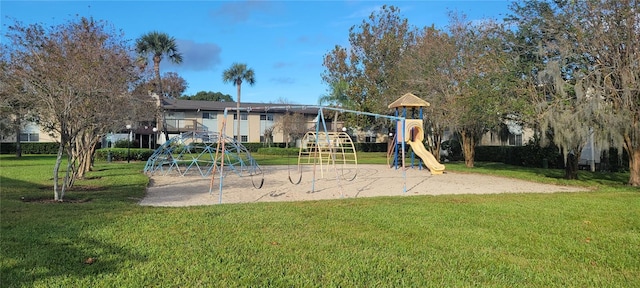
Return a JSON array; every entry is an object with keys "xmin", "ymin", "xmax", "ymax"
[{"xmin": 2, "ymin": 97, "xmax": 530, "ymax": 150}]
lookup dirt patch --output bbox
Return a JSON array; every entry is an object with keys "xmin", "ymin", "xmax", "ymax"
[
  {"xmin": 38, "ymin": 185, "xmax": 106, "ymax": 192},
  {"xmin": 141, "ymin": 164, "xmax": 587, "ymax": 207},
  {"xmin": 21, "ymin": 196, "xmax": 92, "ymax": 204}
]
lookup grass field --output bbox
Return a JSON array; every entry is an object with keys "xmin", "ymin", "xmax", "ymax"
[{"xmin": 1, "ymin": 154, "xmax": 639, "ymax": 287}]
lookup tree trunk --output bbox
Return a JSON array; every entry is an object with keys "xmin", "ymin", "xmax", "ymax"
[
  {"xmin": 564, "ymin": 152, "xmax": 580, "ymax": 180},
  {"xmin": 427, "ymin": 126, "xmax": 443, "ymax": 160},
  {"xmin": 65, "ymin": 144, "xmax": 77, "ymax": 188},
  {"xmin": 64, "ymin": 153, "xmax": 73, "ymax": 192},
  {"xmin": 236, "ymin": 83, "xmax": 242, "ymax": 142},
  {"xmin": 53, "ymin": 143, "xmax": 65, "ymax": 201},
  {"xmin": 625, "ymin": 136, "xmax": 640, "ymax": 186},
  {"xmin": 76, "ymin": 134, "xmax": 99, "ymax": 180},
  {"xmin": 460, "ymin": 130, "xmax": 476, "ymax": 168},
  {"xmin": 153, "ymin": 57, "xmax": 170, "ymax": 145},
  {"xmin": 76, "ymin": 145, "xmax": 91, "ymax": 179},
  {"xmin": 14, "ymin": 124, "xmax": 22, "ymax": 158}
]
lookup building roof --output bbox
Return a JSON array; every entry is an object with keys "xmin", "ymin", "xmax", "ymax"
[
  {"xmin": 387, "ymin": 93, "xmax": 431, "ymax": 109},
  {"xmin": 163, "ymin": 99, "xmax": 321, "ymax": 115}
]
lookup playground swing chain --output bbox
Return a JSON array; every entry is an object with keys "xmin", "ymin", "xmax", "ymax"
[{"xmin": 288, "ymin": 151, "xmax": 303, "ymax": 185}]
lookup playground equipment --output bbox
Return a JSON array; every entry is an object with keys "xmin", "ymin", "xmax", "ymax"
[
  {"xmin": 143, "ymin": 131, "xmax": 262, "ymax": 180},
  {"xmin": 213, "ymin": 105, "xmax": 407, "ymax": 200},
  {"xmin": 145, "ymin": 103, "xmax": 418, "ymax": 204},
  {"xmin": 388, "ymin": 93, "xmax": 445, "ymax": 174},
  {"xmin": 295, "ymin": 130, "xmax": 358, "ymax": 181}
]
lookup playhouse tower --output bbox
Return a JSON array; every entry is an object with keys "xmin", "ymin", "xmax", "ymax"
[{"xmin": 388, "ymin": 93, "xmax": 445, "ymax": 174}]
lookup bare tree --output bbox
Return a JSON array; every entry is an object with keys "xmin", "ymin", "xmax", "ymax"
[
  {"xmin": 4, "ymin": 17, "xmax": 141, "ymax": 200},
  {"xmin": 274, "ymin": 112, "xmax": 307, "ymax": 148},
  {"xmin": 263, "ymin": 125, "xmax": 274, "ymax": 147}
]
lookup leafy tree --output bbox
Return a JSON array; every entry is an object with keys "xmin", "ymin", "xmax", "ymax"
[
  {"xmin": 443, "ymin": 12, "xmax": 514, "ymax": 167},
  {"xmin": 160, "ymin": 72, "xmax": 188, "ymax": 99},
  {"xmin": 135, "ymin": 31, "xmax": 183, "ymax": 138},
  {"xmin": 0, "ymin": 58, "xmax": 36, "ymax": 157},
  {"xmin": 397, "ymin": 25, "xmax": 456, "ymax": 156},
  {"xmin": 506, "ymin": 0, "xmax": 587, "ymax": 179},
  {"xmin": 318, "ymin": 80, "xmax": 353, "ymax": 131},
  {"xmin": 4, "ymin": 17, "xmax": 142, "ymax": 200},
  {"xmin": 222, "ymin": 63, "xmax": 255, "ymax": 140},
  {"xmin": 180, "ymin": 91, "xmax": 234, "ymax": 102},
  {"xmin": 508, "ymin": 0, "xmax": 640, "ymax": 184},
  {"xmin": 322, "ymin": 5, "xmax": 416, "ymax": 128}
]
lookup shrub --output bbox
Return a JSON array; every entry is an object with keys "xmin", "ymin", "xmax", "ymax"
[
  {"xmin": 256, "ymin": 147, "xmax": 300, "ymax": 156},
  {"xmin": 243, "ymin": 142, "xmax": 286, "ymax": 152},
  {"xmin": 441, "ymin": 139, "xmax": 463, "ymax": 161},
  {"xmin": 353, "ymin": 142, "xmax": 387, "ymax": 152},
  {"xmin": 95, "ymin": 148, "xmax": 154, "ymax": 162}
]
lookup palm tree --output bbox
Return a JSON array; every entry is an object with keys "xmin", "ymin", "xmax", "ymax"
[
  {"xmin": 135, "ymin": 31, "xmax": 183, "ymax": 139},
  {"xmin": 222, "ymin": 63, "xmax": 255, "ymax": 141},
  {"xmin": 318, "ymin": 80, "xmax": 351, "ymax": 131}
]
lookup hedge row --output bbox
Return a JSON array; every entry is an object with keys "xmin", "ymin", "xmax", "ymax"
[
  {"xmin": 2, "ymin": 141, "xmax": 629, "ymax": 171},
  {"xmin": 256, "ymin": 147, "xmax": 300, "ymax": 156},
  {"xmin": 474, "ymin": 145, "xmax": 629, "ymax": 171},
  {"xmin": 0, "ymin": 142, "xmax": 60, "ymax": 154}
]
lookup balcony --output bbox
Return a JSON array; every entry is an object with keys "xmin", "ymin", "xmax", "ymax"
[{"xmin": 165, "ymin": 119, "xmax": 199, "ymax": 133}]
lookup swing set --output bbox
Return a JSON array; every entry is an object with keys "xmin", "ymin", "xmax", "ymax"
[
  {"xmin": 205, "ymin": 105, "xmax": 408, "ymax": 203},
  {"xmin": 145, "ymin": 98, "xmax": 439, "ymax": 204}
]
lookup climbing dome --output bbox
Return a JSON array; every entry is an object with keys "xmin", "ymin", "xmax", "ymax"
[{"xmin": 144, "ymin": 131, "xmax": 260, "ymax": 178}]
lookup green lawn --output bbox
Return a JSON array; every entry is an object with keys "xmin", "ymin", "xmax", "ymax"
[{"xmin": 1, "ymin": 155, "xmax": 638, "ymax": 287}]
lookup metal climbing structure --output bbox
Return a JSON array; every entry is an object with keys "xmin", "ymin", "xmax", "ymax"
[
  {"xmin": 297, "ymin": 131, "xmax": 357, "ymax": 180},
  {"xmin": 143, "ymin": 131, "xmax": 261, "ymax": 178},
  {"xmin": 144, "ymin": 103, "xmax": 415, "ymax": 204}
]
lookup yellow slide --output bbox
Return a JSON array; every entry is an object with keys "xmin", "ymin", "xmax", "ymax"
[{"xmin": 407, "ymin": 140, "xmax": 445, "ymax": 174}]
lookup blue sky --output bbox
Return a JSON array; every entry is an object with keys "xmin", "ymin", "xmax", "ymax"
[{"xmin": 2, "ymin": 1, "xmax": 512, "ymax": 105}]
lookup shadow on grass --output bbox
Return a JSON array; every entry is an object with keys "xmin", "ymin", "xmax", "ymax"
[
  {"xmin": 1, "ymin": 223, "xmax": 146, "ymax": 287},
  {"xmin": 1, "ymin": 161, "xmax": 149, "ymax": 286}
]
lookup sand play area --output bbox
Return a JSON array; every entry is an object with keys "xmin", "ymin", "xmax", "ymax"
[{"xmin": 141, "ymin": 164, "xmax": 586, "ymax": 207}]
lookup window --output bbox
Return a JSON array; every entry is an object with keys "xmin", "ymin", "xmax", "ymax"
[
  {"xmin": 233, "ymin": 113, "xmax": 247, "ymax": 120},
  {"xmin": 260, "ymin": 114, "xmax": 274, "ymax": 121},
  {"xmin": 202, "ymin": 112, "xmax": 216, "ymax": 119},
  {"xmin": 19, "ymin": 133, "xmax": 39, "ymax": 142},
  {"xmin": 19, "ymin": 122, "xmax": 40, "ymax": 142},
  {"xmin": 508, "ymin": 134, "xmax": 522, "ymax": 146},
  {"xmin": 365, "ymin": 136, "xmax": 377, "ymax": 143},
  {"xmin": 241, "ymin": 135, "xmax": 248, "ymax": 142}
]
